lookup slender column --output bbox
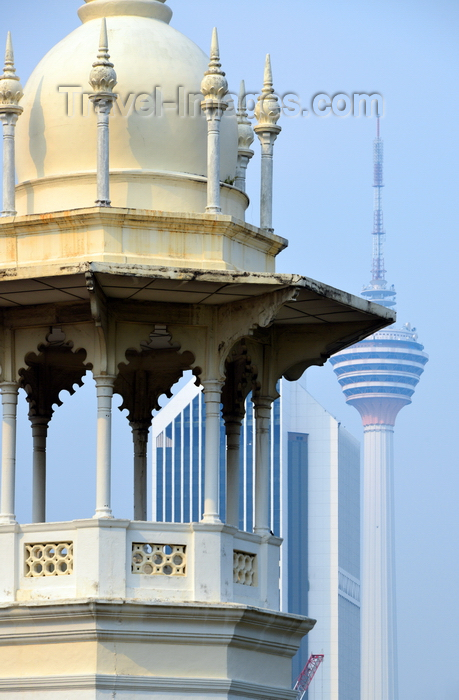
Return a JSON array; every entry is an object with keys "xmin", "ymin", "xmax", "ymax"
[
  {"xmin": 1, "ymin": 113, "xmax": 19, "ymax": 216},
  {"xmin": 201, "ymin": 28, "xmax": 228, "ymax": 214},
  {"xmin": 88, "ymin": 19, "xmax": 117, "ymax": 207},
  {"xmin": 225, "ymin": 416, "xmax": 242, "ymax": 528},
  {"xmin": 30, "ymin": 416, "xmax": 49, "ymax": 523},
  {"xmin": 361, "ymin": 423, "xmax": 398, "ymax": 700},
  {"xmin": 131, "ymin": 421, "xmax": 149, "ymax": 521},
  {"xmin": 254, "ymin": 55, "xmax": 281, "ymax": 231},
  {"xmin": 201, "ymin": 379, "xmax": 223, "ymax": 523},
  {"xmin": 94, "ymin": 375, "xmax": 116, "ymax": 519},
  {"xmin": 0, "ymin": 383, "xmax": 19, "ymax": 524},
  {"xmin": 253, "ymin": 396, "xmax": 273, "ymax": 536},
  {"xmin": 0, "ymin": 32, "xmax": 23, "ymax": 217},
  {"xmin": 235, "ymin": 80, "xmax": 254, "ymax": 193}
]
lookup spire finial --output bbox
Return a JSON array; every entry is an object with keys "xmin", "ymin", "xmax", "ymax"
[
  {"xmin": 0, "ymin": 32, "xmax": 23, "ymax": 109},
  {"xmin": 89, "ymin": 18, "xmax": 117, "ymax": 95},
  {"xmin": 262, "ymin": 54, "xmax": 274, "ymax": 95},
  {"xmin": 210, "ymin": 27, "xmax": 220, "ymax": 69},
  {"xmin": 4, "ymin": 32, "xmax": 14, "ymax": 76},
  {"xmin": 201, "ymin": 27, "xmax": 228, "ymax": 101},
  {"xmin": 254, "ymin": 54, "xmax": 281, "ymax": 129}
]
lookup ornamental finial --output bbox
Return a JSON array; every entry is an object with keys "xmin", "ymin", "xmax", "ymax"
[
  {"xmin": 237, "ymin": 80, "xmax": 254, "ymax": 151},
  {"xmin": 254, "ymin": 54, "xmax": 281, "ymax": 129},
  {"xmin": 0, "ymin": 32, "xmax": 23, "ymax": 110},
  {"xmin": 89, "ymin": 18, "xmax": 117, "ymax": 95},
  {"xmin": 201, "ymin": 28, "xmax": 228, "ymax": 102}
]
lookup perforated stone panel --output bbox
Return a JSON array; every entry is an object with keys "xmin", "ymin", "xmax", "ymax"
[
  {"xmin": 233, "ymin": 551, "xmax": 256, "ymax": 586},
  {"xmin": 132, "ymin": 543, "xmax": 186, "ymax": 576},
  {"xmin": 25, "ymin": 542, "xmax": 74, "ymax": 577}
]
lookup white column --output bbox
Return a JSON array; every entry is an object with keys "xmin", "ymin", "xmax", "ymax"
[
  {"xmin": 257, "ymin": 132, "xmax": 279, "ymax": 230},
  {"xmin": 203, "ymin": 104, "xmax": 226, "ymax": 213},
  {"xmin": 201, "ymin": 379, "xmax": 223, "ymax": 523},
  {"xmin": 1, "ymin": 113, "xmax": 20, "ymax": 216},
  {"xmin": 94, "ymin": 376, "xmax": 115, "ymax": 519},
  {"xmin": 253, "ymin": 396, "xmax": 273, "ymax": 536},
  {"xmin": 92, "ymin": 98, "xmax": 115, "ymax": 206},
  {"xmin": 0, "ymin": 383, "xmax": 19, "ymax": 524},
  {"xmin": 361, "ymin": 424, "xmax": 398, "ymax": 700},
  {"xmin": 30, "ymin": 416, "xmax": 49, "ymax": 523},
  {"xmin": 131, "ymin": 422, "xmax": 149, "ymax": 521},
  {"xmin": 225, "ymin": 417, "xmax": 242, "ymax": 528}
]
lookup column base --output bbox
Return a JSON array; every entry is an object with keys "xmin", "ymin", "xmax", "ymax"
[
  {"xmin": 93, "ymin": 509, "xmax": 113, "ymax": 519},
  {"xmin": 0, "ymin": 514, "xmax": 16, "ymax": 525}
]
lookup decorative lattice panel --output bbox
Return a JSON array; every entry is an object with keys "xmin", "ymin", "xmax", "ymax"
[
  {"xmin": 25, "ymin": 542, "xmax": 73, "ymax": 578},
  {"xmin": 233, "ymin": 550, "xmax": 256, "ymax": 586},
  {"xmin": 132, "ymin": 543, "xmax": 186, "ymax": 576}
]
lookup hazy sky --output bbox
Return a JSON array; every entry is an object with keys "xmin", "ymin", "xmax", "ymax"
[{"xmin": 3, "ymin": 1, "xmax": 459, "ymax": 699}]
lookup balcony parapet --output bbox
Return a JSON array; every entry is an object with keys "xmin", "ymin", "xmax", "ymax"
[{"xmin": 0, "ymin": 518, "xmax": 281, "ymax": 611}]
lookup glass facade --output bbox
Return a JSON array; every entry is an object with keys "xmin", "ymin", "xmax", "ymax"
[{"xmin": 151, "ymin": 379, "xmax": 360, "ymax": 700}]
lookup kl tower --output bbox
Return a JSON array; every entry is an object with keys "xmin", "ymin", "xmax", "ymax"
[{"xmin": 329, "ymin": 118, "xmax": 428, "ymax": 700}]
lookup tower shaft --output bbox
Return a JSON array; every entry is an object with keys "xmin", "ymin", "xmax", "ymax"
[{"xmin": 361, "ymin": 424, "xmax": 398, "ymax": 700}]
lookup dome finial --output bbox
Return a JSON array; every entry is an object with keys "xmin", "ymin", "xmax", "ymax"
[{"xmin": 89, "ymin": 17, "xmax": 117, "ymax": 95}]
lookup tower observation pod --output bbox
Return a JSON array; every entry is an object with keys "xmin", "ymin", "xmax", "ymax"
[
  {"xmin": 0, "ymin": 3, "xmax": 393, "ymax": 698},
  {"xmin": 330, "ymin": 119, "xmax": 428, "ymax": 700}
]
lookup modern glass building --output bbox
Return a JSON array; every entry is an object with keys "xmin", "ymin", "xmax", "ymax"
[{"xmin": 151, "ymin": 377, "xmax": 360, "ymax": 700}]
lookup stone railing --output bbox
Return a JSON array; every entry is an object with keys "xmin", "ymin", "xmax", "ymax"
[{"xmin": 0, "ymin": 519, "xmax": 281, "ymax": 610}]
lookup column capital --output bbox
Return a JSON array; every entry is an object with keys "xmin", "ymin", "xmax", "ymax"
[
  {"xmin": 94, "ymin": 374, "xmax": 116, "ymax": 390},
  {"xmin": 0, "ymin": 381, "xmax": 19, "ymax": 398}
]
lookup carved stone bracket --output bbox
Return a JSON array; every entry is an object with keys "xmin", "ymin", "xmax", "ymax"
[
  {"xmin": 115, "ymin": 346, "xmax": 195, "ymax": 424},
  {"xmin": 19, "ymin": 343, "xmax": 92, "ymax": 421}
]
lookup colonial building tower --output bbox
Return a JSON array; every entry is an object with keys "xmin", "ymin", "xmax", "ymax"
[{"xmin": 0, "ymin": 2, "xmax": 392, "ymax": 698}]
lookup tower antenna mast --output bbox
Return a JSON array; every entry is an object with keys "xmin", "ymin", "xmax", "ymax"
[{"xmin": 362, "ymin": 117, "xmax": 396, "ymax": 308}]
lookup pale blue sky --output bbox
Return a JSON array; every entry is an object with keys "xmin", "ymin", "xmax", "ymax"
[{"xmin": 3, "ymin": 1, "xmax": 459, "ymax": 698}]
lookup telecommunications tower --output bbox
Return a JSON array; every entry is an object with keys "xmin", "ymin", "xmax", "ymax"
[{"xmin": 329, "ymin": 118, "xmax": 428, "ymax": 700}]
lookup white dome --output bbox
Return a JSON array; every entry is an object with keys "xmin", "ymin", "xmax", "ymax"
[{"xmin": 15, "ymin": 0, "xmax": 244, "ymax": 218}]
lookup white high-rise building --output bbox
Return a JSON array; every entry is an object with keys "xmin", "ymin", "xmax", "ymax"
[{"xmin": 152, "ymin": 378, "xmax": 361, "ymax": 700}]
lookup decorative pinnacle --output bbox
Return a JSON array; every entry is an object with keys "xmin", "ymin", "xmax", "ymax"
[
  {"xmin": 201, "ymin": 27, "xmax": 228, "ymax": 102},
  {"xmin": 237, "ymin": 80, "xmax": 254, "ymax": 151},
  {"xmin": 262, "ymin": 53, "xmax": 274, "ymax": 95},
  {"xmin": 254, "ymin": 54, "xmax": 281, "ymax": 130},
  {"xmin": 89, "ymin": 18, "xmax": 117, "ymax": 95},
  {"xmin": 0, "ymin": 32, "xmax": 23, "ymax": 111}
]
